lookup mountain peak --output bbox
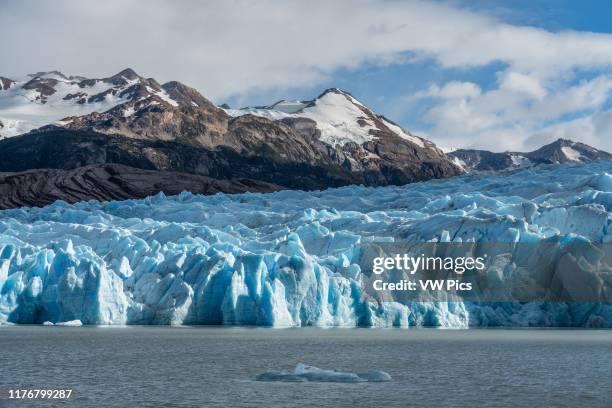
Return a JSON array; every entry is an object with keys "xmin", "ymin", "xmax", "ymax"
[
  {"xmin": 161, "ymin": 81, "xmax": 215, "ymax": 108},
  {"xmin": 114, "ymin": 68, "xmax": 139, "ymax": 80},
  {"xmin": 550, "ymin": 138, "xmax": 574, "ymax": 146},
  {"xmin": 317, "ymin": 87, "xmax": 354, "ymax": 99},
  {"xmin": 29, "ymin": 70, "xmax": 69, "ymax": 80},
  {"xmin": 302, "ymin": 87, "xmax": 365, "ymax": 111},
  {"xmin": 528, "ymin": 138, "xmax": 609, "ymax": 163},
  {"xmin": 102, "ymin": 68, "xmax": 141, "ymax": 86}
]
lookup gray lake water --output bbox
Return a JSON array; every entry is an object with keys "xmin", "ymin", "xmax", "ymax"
[{"xmin": 0, "ymin": 327, "xmax": 611, "ymax": 408}]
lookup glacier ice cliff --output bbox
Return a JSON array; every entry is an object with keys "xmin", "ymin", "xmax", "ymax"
[{"xmin": 0, "ymin": 162, "xmax": 611, "ymax": 327}]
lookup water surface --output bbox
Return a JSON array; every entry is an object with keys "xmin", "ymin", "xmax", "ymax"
[{"xmin": 1, "ymin": 327, "xmax": 610, "ymax": 407}]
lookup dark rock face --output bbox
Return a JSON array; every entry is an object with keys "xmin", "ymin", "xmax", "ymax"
[
  {"xmin": 161, "ymin": 81, "xmax": 212, "ymax": 107},
  {"xmin": 0, "ymin": 77, "xmax": 15, "ymax": 91},
  {"xmin": 448, "ymin": 139, "xmax": 612, "ymax": 172},
  {"xmin": 448, "ymin": 149, "xmax": 517, "ymax": 171},
  {"xmin": 63, "ymin": 92, "xmax": 88, "ymax": 104},
  {"xmin": 0, "ymin": 164, "xmax": 280, "ymax": 210},
  {"xmin": 2, "ymin": 115, "xmax": 461, "ymax": 191},
  {"xmin": 106, "ymin": 68, "xmax": 140, "ymax": 85},
  {"xmin": 0, "ymin": 129, "xmax": 354, "ymax": 190},
  {"xmin": 63, "ymin": 103, "xmax": 231, "ymax": 147},
  {"xmin": 22, "ymin": 77, "xmax": 58, "ymax": 102}
]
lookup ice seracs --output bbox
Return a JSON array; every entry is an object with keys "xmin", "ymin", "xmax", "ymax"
[{"xmin": 0, "ymin": 161, "xmax": 611, "ymax": 327}]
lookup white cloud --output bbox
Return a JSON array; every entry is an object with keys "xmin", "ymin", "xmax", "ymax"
[
  {"xmin": 499, "ymin": 71, "xmax": 547, "ymax": 100},
  {"xmin": 411, "ymin": 81, "xmax": 482, "ymax": 100},
  {"xmin": 413, "ymin": 73, "xmax": 612, "ymax": 152},
  {"xmin": 3, "ymin": 0, "xmax": 612, "ymax": 99},
  {"xmin": 525, "ymin": 109, "xmax": 612, "ymax": 151}
]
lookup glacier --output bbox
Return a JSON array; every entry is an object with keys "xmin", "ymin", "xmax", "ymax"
[{"xmin": 0, "ymin": 161, "xmax": 611, "ymax": 327}]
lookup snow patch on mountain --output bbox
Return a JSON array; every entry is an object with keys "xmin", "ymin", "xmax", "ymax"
[
  {"xmin": 451, "ymin": 156, "xmax": 467, "ymax": 171},
  {"xmin": 298, "ymin": 90, "xmax": 378, "ymax": 145},
  {"xmin": 145, "ymin": 85, "xmax": 179, "ymax": 107},
  {"xmin": 378, "ymin": 116, "xmax": 425, "ymax": 148},
  {"xmin": 224, "ymin": 107, "xmax": 291, "ymax": 122},
  {"xmin": 561, "ymin": 146, "xmax": 583, "ymax": 161},
  {"xmin": 225, "ymin": 89, "xmax": 427, "ymax": 149},
  {"xmin": 0, "ymin": 70, "xmax": 180, "ymax": 139},
  {"xmin": 510, "ymin": 154, "xmax": 531, "ymax": 167}
]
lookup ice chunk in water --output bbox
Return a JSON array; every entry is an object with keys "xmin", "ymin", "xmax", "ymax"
[
  {"xmin": 256, "ymin": 363, "xmax": 391, "ymax": 382},
  {"xmin": 55, "ymin": 320, "xmax": 83, "ymax": 326}
]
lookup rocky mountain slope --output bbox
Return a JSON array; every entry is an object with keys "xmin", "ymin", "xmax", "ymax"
[
  {"xmin": 448, "ymin": 139, "xmax": 612, "ymax": 172},
  {"xmin": 0, "ymin": 129, "xmax": 354, "ymax": 190},
  {"xmin": 0, "ymin": 164, "xmax": 279, "ymax": 210},
  {"xmin": 0, "ymin": 71, "xmax": 462, "ymax": 206}
]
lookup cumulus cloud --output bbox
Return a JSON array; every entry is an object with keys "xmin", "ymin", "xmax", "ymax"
[
  {"xmin": 3, "ymin": 0, "xmax": 612, "ymax": 151},
  {"xmin": 499, "ymin": 72, "xmax": 547, "ymax": 100},
  {"xmin": 410, "ymin": 81, "xmax": 482, "ymax": 100},
  {"xmin": 1, "ymin": 0, "xmax": 612, "ymax": 97},
  {"xmin": 413, "ymin": 73, "xmax": 612, "ymax": 152},
  {"xmin": 525, "ymin": 109, "xmax": 612, "ymax": 151}
]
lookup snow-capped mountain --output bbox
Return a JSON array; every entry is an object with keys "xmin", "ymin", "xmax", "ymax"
[
  {"xmin": 225, "ymin": 88, "xmax": 431, "ymax": 149},
  {"xmin": 448, "ymin": 139, "xmax": 611, "ymax": 172},
  {"xmin": 0, "ymin": 69, "xmax": 206, "ymax": 138},
  {"xmin": 61, "ymin": 85, "xmax": 437, "ymax": 155},
  {"xmin": 1, "ymin": 68, "xmax": 434, "ymax": 155},
  {"xmin": 0, "ymin": 71, "xmax": 462, "ymax": 205},
  {"xmin": 526, "ymin": 138, "xmax": 611, "ymax": 164},
  {"xmin": 39, "ymin": 80, "xmax": 459, "ymax": 183}
]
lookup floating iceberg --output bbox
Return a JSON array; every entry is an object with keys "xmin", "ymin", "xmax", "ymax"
[
  {"xmin": 0, "ymin": 161, "xmax": 611, "ymax": 327},
  {"xmin": 55, "ymin": 320, "xmax": 83, "ymax": 326},
  {"xmin": 256, "ymin": 363, "xmax": 391, "ymax": 382}
]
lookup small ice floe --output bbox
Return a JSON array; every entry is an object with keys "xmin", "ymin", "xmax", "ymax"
[
  {"xmin": 256, "ymin": 363, "xmax": 391, "ymax": 383},
  {"xmin": 42, "ymin": 321, "xmax": 54, "ymax": 326},
  {"xmin": 55, "ymin": 320, "xmax": 83, "ymax": 326}
]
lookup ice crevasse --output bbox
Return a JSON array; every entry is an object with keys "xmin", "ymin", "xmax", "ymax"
[{"xmin": 0, "ymin": 161, "xmax": 611, "ymax": 327}]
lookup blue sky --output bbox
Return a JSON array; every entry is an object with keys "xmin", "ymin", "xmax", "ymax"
[
  {"xmin": 219, "ymin": 0, "xmax": 612, "ymax": 152},
  {"xmin": 3, "ymin": 0, "xmax": 612, "ymax": 152}
]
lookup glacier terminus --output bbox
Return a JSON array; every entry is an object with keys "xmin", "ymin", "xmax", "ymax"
[{"xmin": 1, "ymin": 161, "xmax": 611, "ymax": 327}]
